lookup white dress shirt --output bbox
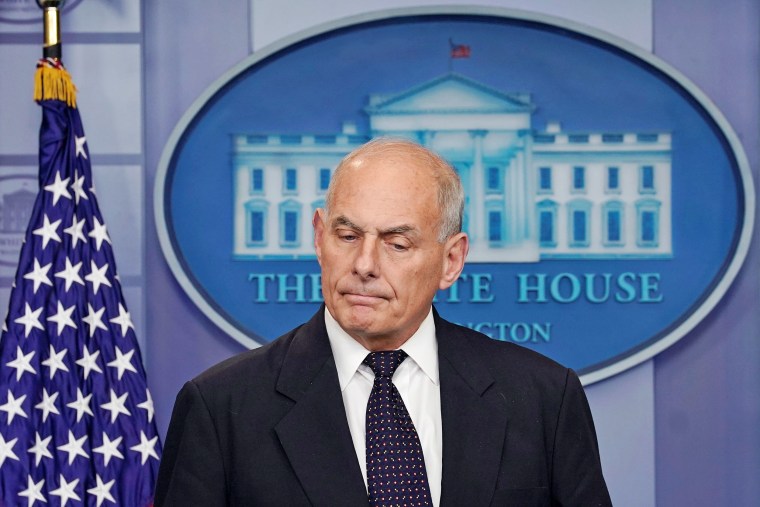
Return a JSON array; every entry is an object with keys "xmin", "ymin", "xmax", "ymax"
[{"xmin": 325, "ymin": 308, "xmax": 443, "ymax": 506}]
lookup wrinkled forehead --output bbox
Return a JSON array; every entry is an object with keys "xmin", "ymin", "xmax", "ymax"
[{"xmin": 329, "ymin": 153, "xmax": 440, "ymax": 217}]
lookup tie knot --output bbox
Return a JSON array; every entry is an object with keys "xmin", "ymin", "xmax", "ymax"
[{"xmin": 363, "ymin": 350, "xmax": 408, "ymax": 378}]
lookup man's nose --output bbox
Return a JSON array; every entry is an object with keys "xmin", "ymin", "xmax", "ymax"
[{"xmin": 353, "ymin": 236, "xmax": 379, "ymax": 279}]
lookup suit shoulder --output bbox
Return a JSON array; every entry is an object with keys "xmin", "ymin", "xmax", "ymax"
[
  {"xmin": 442, "ymin": 318, "xmax": 573, "ymax": 386},
  {"xmin": 190, "ymin": 323, "xmax": 303, "ymax": 393}
]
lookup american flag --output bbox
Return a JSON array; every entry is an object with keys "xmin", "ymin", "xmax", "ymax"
[
  {"xmin": 449, "ymin": 39, "xmax": 471, "ymax": 59},
  {"xmin": 0, "ymin": 59, "xmax": 160, "ymax": 506}
]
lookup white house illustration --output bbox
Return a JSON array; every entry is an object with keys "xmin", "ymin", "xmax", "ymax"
[{"xmin": 232, "ymin": 74, "xmax": 672, "ymax": 262}]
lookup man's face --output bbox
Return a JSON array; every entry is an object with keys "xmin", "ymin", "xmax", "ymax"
[{"xmin": 314, "ymin": 154, "xmax": 467, "ymax": 351}]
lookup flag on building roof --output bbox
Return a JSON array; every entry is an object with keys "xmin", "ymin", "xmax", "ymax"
[
  {"xmin": 0, "ymin": 57, "xmax": 160, "ymax": 506},
  {"xmin": 449, "ymin": 39, "xmax": 471, "ymax": 59}
]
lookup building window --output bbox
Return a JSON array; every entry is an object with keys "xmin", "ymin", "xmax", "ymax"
[
  {"xmin": 283, "ymin": 168, "xmax": 298, "ymax": 194},
  {"xmin": 538, "ymin": 167, "xmax": 552, "ymax": 193},
  {"xmin": 536, "ymin": 200, "xmax": 558, "ymax": 247},
  {"xmin": 640, "ymin": 165, "xmax": 655, "ymax": 193},
  {"xmin": 573, "ymin": 211, "xmax": 587, "ymax": 243},
  {"xmin": 602, "ymin": 133, "xmax": 624, "ymax": 143},
  {"xmin": 250, "ymin": 168, "xmax": 264, "ymax": 194},
  {"xmin": 488, "ymin": 210, "xmax": 503, "ymax": 242},
  {"xmin": 250, "ymin": 212, "xmax": 264, "ymax": 242},
  {"xmin": 568, "ymin": 199, "xmax": 592, "ymax": 247},
  {"xmin": 540, "ymin": 211, "xmax": 554, "ymax": 245},
  {"xmin": 279, "ymin": 200, "xmax": 301, "ymax": 247},
  {"xmin": 606, "ymin": 167, "xmax": 620, "ymax": 193},
  {"xmin": 572, "ymin": 166, "xmax": 586, "ymax": 192},
  {"xmin": 318, "ymin": 168, "xmax": 331, "ymax": 192},
  {"xmin": 636, "ymin": 199, "xmax": 661, "ymax": 247},
  {"xmin": 568, "ymin": 134, "xmax": 589, "ymax": 144},
  {"xmin": 284, "ymin": 211, "xmax": 298, "ymax": 243},
  {"xmin": 603, "ymin": 201, "xmax": 624, "ymax": 246},
  {"xmin": 485, "ymin": 200, "xmax": 506, "ymax": 244},
  {"xmin": 247, "ymin": 135, "xmax": 267, "ymax": 144},
  {"xmin": 641, "ymin": 211, "xmax": 655, "ymax": 241},
  {"xmin": 486, "ymin": 166, "xmax": 503, "ymax": 193},
  {"xmin": 245, "ymin": 199, "xmax": 268, "ymax": 246},
  {"xmin": 637, "ymin": 133, "xmax": 659, "ymax": 143}
]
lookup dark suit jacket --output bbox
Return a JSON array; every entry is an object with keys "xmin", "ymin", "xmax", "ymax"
[{"xmin": 155, "ymin": 307, "xmax": 611, "ymax": 506}]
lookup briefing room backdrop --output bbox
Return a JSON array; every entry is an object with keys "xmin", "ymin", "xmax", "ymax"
[{"xmin": 0, "ymin": 1, "xmax": 757, "ymax": 505}]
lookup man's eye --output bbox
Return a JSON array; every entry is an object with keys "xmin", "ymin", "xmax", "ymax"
[
  {"xmin": 390, "ymin": 243, "xmax": 408, "ymax": 252},
  {"xmin": 338, "ymin": 233, "xmax": 357, "ymax": 242}
]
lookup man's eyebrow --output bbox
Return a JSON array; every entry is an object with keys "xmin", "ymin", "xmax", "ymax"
[
  {"xmin": 380, "ymin": 224, "xmax": 417, "ymax": 236},
  {"xmin": 331, "ymin": 216, "xmax": 419, "ymax": 237},
  {"xmin": 331, "ymin": 215, "xmax": 364, "ymax": 231}
]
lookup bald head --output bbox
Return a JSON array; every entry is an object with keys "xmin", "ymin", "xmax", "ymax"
[{"xmin": 325, "ymin": 138, "xmax": 464, "ymax": 242}]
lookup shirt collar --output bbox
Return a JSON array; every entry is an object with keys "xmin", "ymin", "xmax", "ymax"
[{"xmin": 325, "ymin": 307, "xmax": 439, "ymax": 390}]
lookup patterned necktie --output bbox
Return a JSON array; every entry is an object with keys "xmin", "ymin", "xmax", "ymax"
[{"xmin": 364, "ymin": 350, "xmax": 433, "ymax": 506}]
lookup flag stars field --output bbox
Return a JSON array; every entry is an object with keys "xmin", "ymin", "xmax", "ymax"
[
  {"xmin": 89, "ymin": 217, "xmax": 111, "ymax": 251},
  {"xmin": 70, "ymin": 169, "xmax": 88, "ymax": 204},
  {"xmin": 109, "ymin": 303, "xmax": 134, "ymax": 337},
  {"xmin": 101, "ymin": 389, "xmax": 131, "ymax": 423},
  {"xmin": 34, "ymin": 388, "xmax": 60, "ymax": 422},
  {"xmin": 50, "ymin": 474, "xmax": 81, "ymax": 506},
  {"xmin": 57, "ymin": 430, "xmax": 89, "ymax": 465},
  {"xmin": 46, "ymin": 301, "xmax": 77, "ymax": 335},
  {"xmin": 28, "ymin": 432, "xmax": 53, "ymax": 466},
  {"xmin": 63, "ymin": 214, "xmax": 86, "ymax": 247},
  {"xmin": 23, "ymin": 259, "xmax": 52, "ymax": 293},
  {"xmin": 54, "ymin": 257, "xmax": 84, "ymax": 291},
  {"xmin": 0, "ymin": 432, "xmax": 19, "ymax": 466},
  {"xmin": 0, "ymin": 390, "xmax": 28, "ymax": 423},
  {"xmin": 41, "ymin": 344, "xmax": 70, "ymax": 379},
  {"xmin": 6, "ymin": 346, "xmax": 36, "ymax": 380},
  {"xmin": 66, "ymin": 388, "xmax": 94, "ymax": 422},
  {"xmin": 107, "ymin": 346, "xmax": 137, "ymax": 380},
  {"xmin": 87, "ymin": 475, "xmax": 116, "ymax": 507},
  {"xmin": 84, "ymin": 260, "xmax": 112, "ymax": 294},
  {"xmin": 32, "ymin": 214, "xmax": 62, "ymax": 248},
  {"xmin": 43, "ymin": 171, "xmax": 71, "ymax": 205},
  {"xmin": 18, "ymin": 476, "xmax": 46, "ymax": 505},
  {"xmin": 82, "ymin": 303, "xmax": 108, "ymax": 337},
  {"xmin": 14, "ymin": 303, "xmax": 44, "ymax": 337},
  {"xmin": 75, "ymin": 345, "xmax": 103, "ymax": 379},
  {"xmin": 92, "ymin": 432, "xmax": 124, "ymax": 465}
]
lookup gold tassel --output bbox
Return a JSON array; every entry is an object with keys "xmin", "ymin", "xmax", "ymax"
[{"xmin": 34, "ymin": 60, "xmax": 77, "ymax": 108}]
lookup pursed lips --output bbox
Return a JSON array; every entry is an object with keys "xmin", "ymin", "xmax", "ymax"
[{"xmin": 341, "ymin": 291, "xmax": 388, "ymax": 305}]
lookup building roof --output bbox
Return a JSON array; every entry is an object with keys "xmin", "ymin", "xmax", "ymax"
[{"xmin": 365, "ymin": 73, "xmax": 533, "ymax": 115}]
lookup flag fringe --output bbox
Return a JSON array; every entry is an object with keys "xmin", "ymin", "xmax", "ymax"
[{"xmin": 34, "ymin": 57, "xmax": 77, "ymax": 108}]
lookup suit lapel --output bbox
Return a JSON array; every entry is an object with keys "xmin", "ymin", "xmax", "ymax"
[
  {"xmin": 436, "ymin": 314, "xmax": 509, "ymax": 507},
  {"xmin": 274, "ymin": 308, "xmax": 368, "ymax": 507}
]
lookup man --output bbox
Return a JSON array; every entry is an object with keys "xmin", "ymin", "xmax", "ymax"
[{"xmin": 155, "ymin": 138, "xmax": 612, "ymax": 506}]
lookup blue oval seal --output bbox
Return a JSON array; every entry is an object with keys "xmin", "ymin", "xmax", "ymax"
[{"xmin": 155, "ymin": 7, "xmax": 754, "ymax": 384}]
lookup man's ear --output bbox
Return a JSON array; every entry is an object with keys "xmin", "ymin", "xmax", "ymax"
[
  {"xmin": 439, "ymin": 232, "xmax": 469, "ymax": 290},
  {"xmin": 313, "ymin": 209, "xmax": 325, "ymax": 264}
]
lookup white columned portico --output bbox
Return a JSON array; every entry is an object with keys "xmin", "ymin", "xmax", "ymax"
[
  {"xmin": 469, "ymin": 130, "xmax": 486, "ymax": 244},
  {"xmin": 514, "ymin": 149, "xmax": 526, "ymax": 241}
]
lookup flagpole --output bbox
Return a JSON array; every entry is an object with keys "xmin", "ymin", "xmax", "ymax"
[
  {"xmin": 34, "ymin": 0, "xmax": 76, "ymax": 107},
  {"xmin": 39, "ymin": 0, "xmax": 65, "ymax": 60}
]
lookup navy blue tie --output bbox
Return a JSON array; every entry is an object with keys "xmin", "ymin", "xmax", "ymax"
[{"xmin": 364, "ymin": 350, "xmax": 433, "ymax": 506}]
